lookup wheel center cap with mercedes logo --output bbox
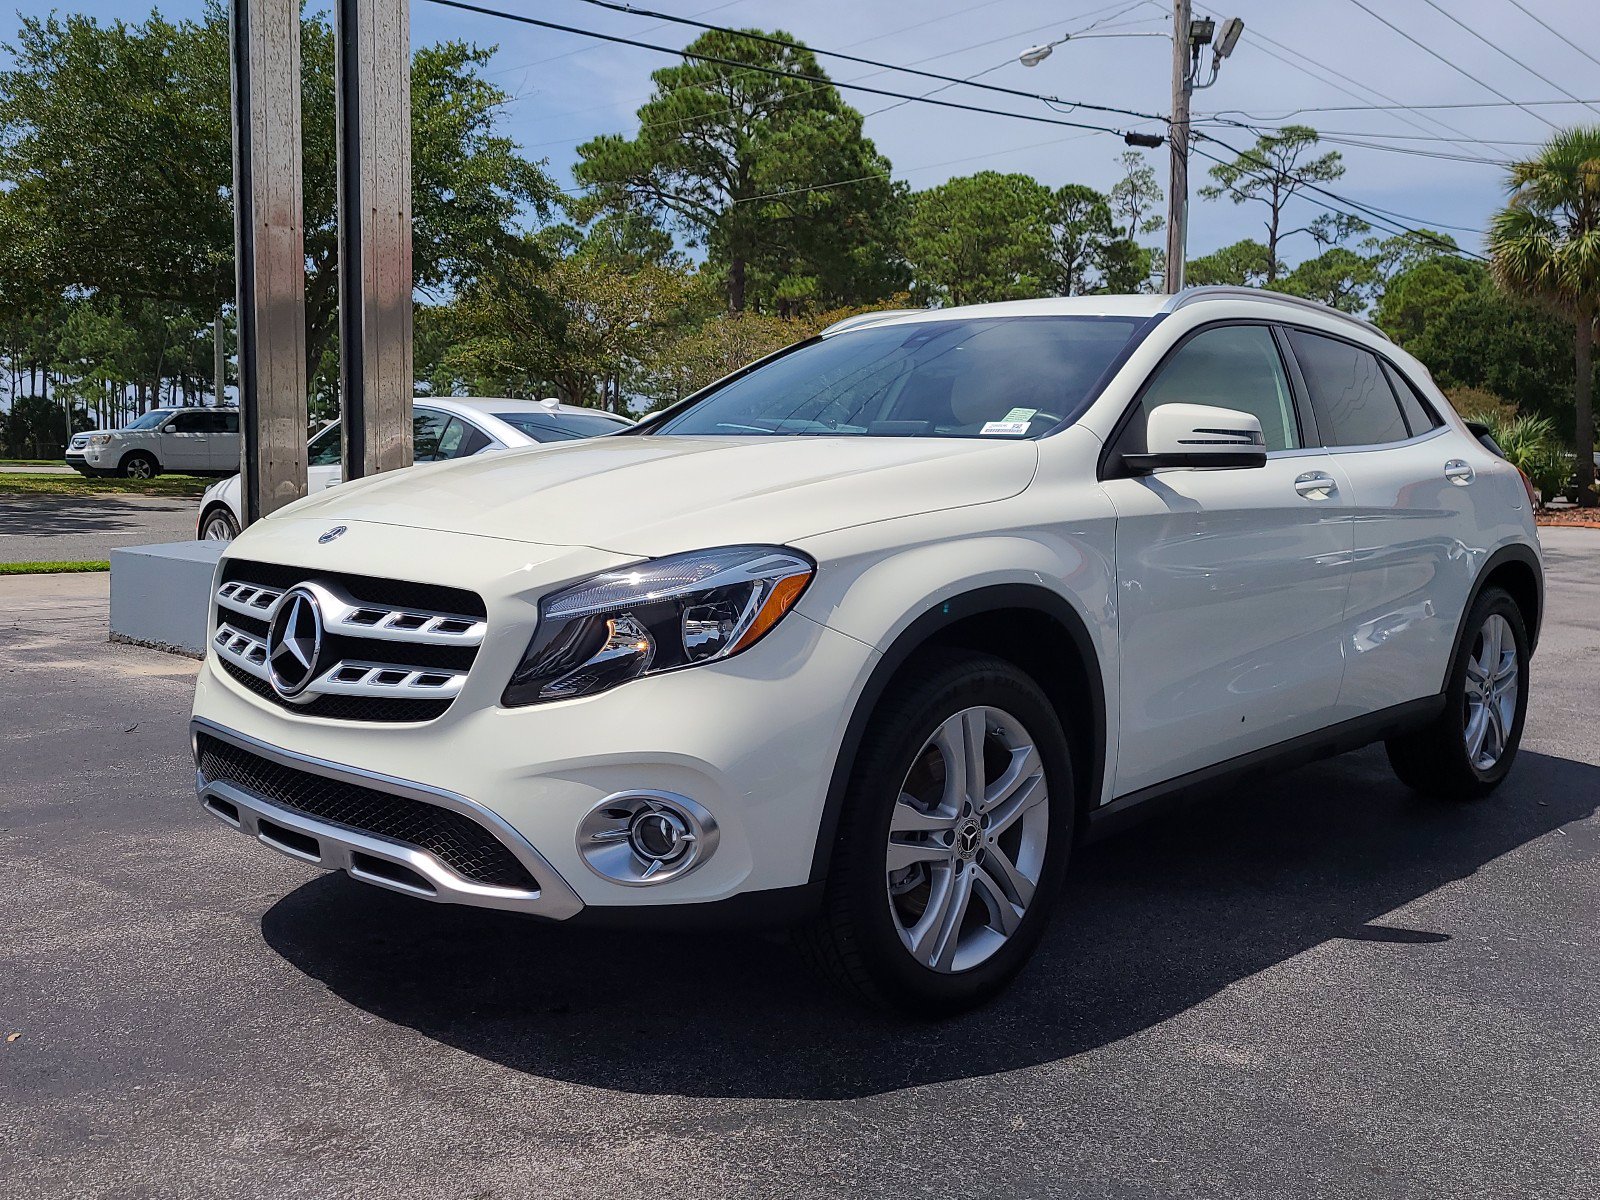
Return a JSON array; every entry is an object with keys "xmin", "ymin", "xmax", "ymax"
[{"xmin": 265, "ymin": 587, "xmax": 326, "ymax": 699}]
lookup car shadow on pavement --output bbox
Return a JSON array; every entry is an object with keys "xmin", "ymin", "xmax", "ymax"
[{"xmin": 261, "ymin": 745, "xmax": 1598, "ymax": 1101}]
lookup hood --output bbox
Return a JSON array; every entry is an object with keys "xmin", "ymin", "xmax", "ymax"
[{"xmin": 269, "ymin": 435, "xmax": 1038, "ymax": 556}]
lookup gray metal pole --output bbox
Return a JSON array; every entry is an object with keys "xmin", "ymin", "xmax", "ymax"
[
  {"xmin": 229, "ymin": 0, "xmax": 309, "ymax": 524},
  {"xmin": 213, "ymin": 310, "xmax": 226, "ymax": 407},
  {"xmin": 335, "ymin": 0, "xmax": 414, "ymax": 481},
  {"xmin": 1165, "ymin": 0, "xmax": 1190, "ymax": 295}
]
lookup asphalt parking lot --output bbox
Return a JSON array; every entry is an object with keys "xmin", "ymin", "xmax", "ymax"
[
  {"xmin": 0, "ymin": 493, "xmax": 198, "ymax": 563},
  {"xmin": 3, "ymin": 529, "xmax": 1599, "ymax": 1199}
]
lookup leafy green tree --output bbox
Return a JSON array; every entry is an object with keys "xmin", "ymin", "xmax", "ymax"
[
  {"xmin": 1198, "ymin": 126, "xmax": 1365, "ymax": 281},
  {"xmin": 575, "ymin": 29, "xmax": 903, "ymax": 313},
  {"xmin": 1374, "ymin": 256, "xmax": 1487, "ymax": 343},
  {"xmin": 1108, "ymin": 150, "xmax": 1163, "ymax": 241},
  {"xmin": 1044, "ymin": 184, "xmax": 1149, "ymax": 295},
  {"xmin": 0, "ymin": 5, "xmax": 556, "ymax": 397},
  {"xmin": 1488, "ymin": 127, "xmax": 1600, "ymax": 505},
  {"xmin": 904, "ymin": 172, "xmax": 1053, "ymax": 305},
  {"xmin": 1280, "ymin": 246, "xmax": 1380, "ymax": 312},
  {"xmin": 1186, "ymin": 239, "xmax": 1276, "ymax": 287}
]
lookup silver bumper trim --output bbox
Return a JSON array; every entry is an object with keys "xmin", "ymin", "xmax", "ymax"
[{"xmin": 191, "ymin": 717, "xmax": 584, "ymax": 919}]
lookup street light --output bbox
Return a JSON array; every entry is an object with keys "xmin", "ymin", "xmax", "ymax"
[{"xmin": 1019, "ymin": 43, "xmax": 1054, "ymax": 67}]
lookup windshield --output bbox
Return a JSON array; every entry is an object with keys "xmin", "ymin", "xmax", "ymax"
[
  {"xmin": 653, "ymin": 316, "xmax": 1145, "ymax": 439},
  {"xmin": 126, "ymin": 409, "xmax": 175, "ymax": 431},
  {"xmin": 493, "ymin": 410, "xmax": 631, "ymax": 441}
]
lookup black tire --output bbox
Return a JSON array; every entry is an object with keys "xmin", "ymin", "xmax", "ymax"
[
  {"xmin": 120, "ymin": 451, "xmax": 159, "ymax": 480},
  {"xmin": 798, "ymin": 650, "xmax": 1075, "ymax": 1017},
  {"xmin": 198, "ymin": 505, "xmax": 240, "ymax": 542},
  {"xmin": 1386, "ymin": 586, "xmax": 1530, "ymax": 800}
]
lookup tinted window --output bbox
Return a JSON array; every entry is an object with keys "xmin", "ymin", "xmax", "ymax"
[
  {"xmin": 1288, "ymin": 330, "xmax": 1408, "ymax": 447},
  {"xmin": 1136, "ymin": 324, "xmax": 1300, "ymax": 452},
  {"xmin": 655, "ymin": 316, "xmax": 1143, "ymax": 438},
  {"xmin": 413, "ymin": 409, "xmax": 451, "ymax": 461},
  {"xmin": 457, "ymin": 423, "xmax": 493, "ymax": 456},
  {"xmin": 1381, "ymin": 361, "xmax": 1440, "ymax": 436},
  {"xmin": 308, "ymin": 423, "xmax": 341, "ymax": 466},
  {"xmin": 215, "ymin": 411, "xmax": 241, "ymax": 434},
  {"xmin": 493, "ymin": 410, "xmax": 630, "ymax": 439},
  {"xmin": 168, "ymin": 411, "xmax": 208, "ymax": 433}
]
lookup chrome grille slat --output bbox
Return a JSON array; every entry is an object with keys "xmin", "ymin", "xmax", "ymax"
[{"xmin": 211, "ymin": 565, "xmax": 486, "ymax": 723}]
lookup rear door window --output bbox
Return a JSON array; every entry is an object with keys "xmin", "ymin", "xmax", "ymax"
[
  {"xmin": 1287, "ymin": 329, "xmax": 1409, "ymax": 447},
  {"xmin": 1381, "ymin": 361, "xmax": 1441, "ymax": 437}
]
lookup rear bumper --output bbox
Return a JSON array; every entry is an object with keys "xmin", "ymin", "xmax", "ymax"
[{"xmin": 192, "ymin": 717, "xmax": 585, "ymax": 919}]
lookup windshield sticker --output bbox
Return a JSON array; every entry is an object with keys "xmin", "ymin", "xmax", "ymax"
[
  {"xmin": 980, "ymin": 420, "xmax": 1031, "ymax": 436},
  {"xmin": 1002, "ymin": 407, "xmax": 1038, "ymax": 423}
]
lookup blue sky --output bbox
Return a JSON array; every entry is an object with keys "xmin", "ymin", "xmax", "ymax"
[{"xmin": 7, "ymin": 0, "xmax": 1600, "ymax": 267}]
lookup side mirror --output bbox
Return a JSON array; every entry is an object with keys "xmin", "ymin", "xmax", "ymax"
[{"xmin": 1122, "ymin": 403, "xmax": 1268, "ymax": 473}]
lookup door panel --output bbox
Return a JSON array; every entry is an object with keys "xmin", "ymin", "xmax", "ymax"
[
  {"xmin": 160, "ymin": 412, "xmax": 209, "ymax": 470},
  {"xmin": 1331, "ymin": 434, "xmax": 1478, "ymax": 714},
  {"xmin": 1103, "ymin": 457, "xmax": 1355, "ymax": 795}
]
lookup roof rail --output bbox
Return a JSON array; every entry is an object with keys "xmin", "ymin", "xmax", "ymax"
[
  {"xmin": 818, "ymin": 308, "xmax": 924, "ymax": 337},
  {"xmin": 1162, "ymin": 286, "xmax": 1390, "ymax": 341}
]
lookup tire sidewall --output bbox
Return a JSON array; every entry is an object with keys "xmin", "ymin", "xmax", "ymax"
[
  {"xmin": 837, "ymin": 654, "xmax": 1075, "ymax": 1013},
  {"xmin": 122, "ymin": 453, "xmax": 157, "ymax": 480},
  {"xmin": 1448, "ymin": 587, "xmax": 1530, "ymax": 788}
]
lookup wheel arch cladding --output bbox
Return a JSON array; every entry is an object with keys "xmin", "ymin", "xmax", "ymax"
[{"xmin": 808, "ymin": 583, "xmax": 1106, "ymax": 885}]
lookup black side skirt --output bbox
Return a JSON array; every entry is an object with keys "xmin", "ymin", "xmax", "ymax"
[{"xmin": 1084, "ymin": 694, "xmax": 1446, "ymax": 843}]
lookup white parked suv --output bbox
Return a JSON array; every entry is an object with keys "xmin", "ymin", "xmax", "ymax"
[
  {"xmin": 68, "ymin": 406, "xmax": 241, "ymax": 478},
  {"xmin": 195, "ymin": 396, "xmax": 633, "ymax": 540},
  {"xmin": 191, "ymin": 289, "xmax": 1542, "ymax": 1014}
]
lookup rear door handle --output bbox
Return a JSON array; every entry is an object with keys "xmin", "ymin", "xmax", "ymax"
[
  {"xmin": 1444, "ymin": 459, "xmax": 1475, "ymax": 485},
  {"xmin": 1294, "ymin": 471, "xmax": 1337, "ymax": 499}
]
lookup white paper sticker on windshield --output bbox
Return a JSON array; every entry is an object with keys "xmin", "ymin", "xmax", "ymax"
[
  {"xmin": 981, "ymin": 420, "xmax": 1031, "ymax": 436},
  {"xmin": 1002, "ymin": 407, "xmax": 1038, "ymax": 423}
]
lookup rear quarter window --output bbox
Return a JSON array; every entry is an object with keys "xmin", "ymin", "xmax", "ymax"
[{"xmin": 1287, "ymin": 329, "xmax": 1409, "ymax": 448}]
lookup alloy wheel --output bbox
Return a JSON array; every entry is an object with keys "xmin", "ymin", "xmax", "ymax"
[
  {"xmin": 1464, "ymin": 612, "xmax": 1518, "ymax": 771},
  {"xmin": 885, "ymin": 705, "xmax": 1049, "ymax": 974}
]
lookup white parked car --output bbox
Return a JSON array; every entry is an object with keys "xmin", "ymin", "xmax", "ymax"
[
  {"xmin": 196, "ymin": 396, "xmax": 633, "ymax": 540},
  {"xmin": 191, "ymin": 290, "xmax": 1542, "ymax": 1015},
  {"xmin": 68, "ymin": 406, "xmax": 241, "ymax": 478}
]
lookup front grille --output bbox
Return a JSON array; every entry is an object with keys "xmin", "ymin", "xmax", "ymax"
[
  {"xmin": 213, "ymin": 558, "xmax": 486, "ymax": 724},
  {"xmin": 196, "ymin": 733, "xmax": 537, "ymax": 891}
]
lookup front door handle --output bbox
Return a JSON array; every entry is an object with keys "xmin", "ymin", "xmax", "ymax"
[
  {"xmin": 1294, "ymin": 471, "xmax": 1337, "ymax": 499},
  {"xmin": 1444, "ymin": 459, "xmax": 1475, "ymax": 485}
]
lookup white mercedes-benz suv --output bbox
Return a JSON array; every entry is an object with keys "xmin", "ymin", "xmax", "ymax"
[{"xmin": 191, "ymin": 289, "xmax": 1542, "ymax": 1015}]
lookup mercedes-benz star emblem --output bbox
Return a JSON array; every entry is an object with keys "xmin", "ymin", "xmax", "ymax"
[
  {"xmin": 318, "ymin": 525, "xmax": 347, "ymax": 544},
  {"xmin": 265, "ymin": 587, "xmax": 325, "ymax": 699}
]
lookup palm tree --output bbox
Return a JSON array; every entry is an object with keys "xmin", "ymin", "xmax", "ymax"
[{"xmin": 1488, "ymin": 127, "xmax": 1600, "ymax": 507}]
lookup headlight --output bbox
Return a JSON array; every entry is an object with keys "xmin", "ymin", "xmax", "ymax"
[
  {"xmin": 502, "ymin": 545, "xmax": 815, "ymax": 707},
  {"xmin": 88, "ymin": 434, "xmax": 113, "ymax": 447}
]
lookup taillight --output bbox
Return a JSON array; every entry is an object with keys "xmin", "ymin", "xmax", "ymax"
[{"xmin": 1518, "ymin": 468, "xmax": 1538, "ymax": 509}]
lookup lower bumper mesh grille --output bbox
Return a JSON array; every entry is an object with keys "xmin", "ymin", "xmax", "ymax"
[{"xmin": 196, "ymin": 733, "xmax": 537, "ymax": 891}]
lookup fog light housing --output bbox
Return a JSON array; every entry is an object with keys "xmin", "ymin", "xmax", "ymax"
[{"xmin": 577, "ymin": 791, "xmax": 719, "ymax": 885}]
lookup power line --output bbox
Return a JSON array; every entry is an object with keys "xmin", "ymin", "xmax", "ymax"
[
  {"xmin": 417, "ymin": 0, "xmax": 1152, "ymax": 138},
  {"xmin": 1207, "ymin": 97, "xmax": 1600, "ymax": 119},
  {"xmin": 487, "ymin": 0, "xmax": 749, "ymax": 76},
  {"xmin": 1416, "ymin": 0, "xmax": 1600, "ymax": 120},
  {"xmin": 1194, "ymin": 3, "xmax": 1534, "ymax": 158},
  {"xmin": 1500, "ymin": 0, "xmax": 1600, "ymax": 74},
  {"xmin": 559, "ymin": 0, "xmax": 1170, "ymax": 125},
  {"xmin": 1340, "ymin": 0, "xmax": 1561, "ymax": 131},
  {"xmin": 1189, "ymin": 132, "xmax": 1490, "ymax": 258}
]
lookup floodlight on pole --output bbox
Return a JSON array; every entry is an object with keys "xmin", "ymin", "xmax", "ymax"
[{"xmin": 1214, "ymin": 16, "xmax": 1244, "ymax": 60}]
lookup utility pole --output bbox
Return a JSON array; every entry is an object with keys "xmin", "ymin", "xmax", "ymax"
[
  {"xmin": 1163, "ymin": 9, "xmax": 1244, "ymax": 294},
  {"xmin": 1165, "ymin": 0, "xmax": 1191, "ymax": 294}
]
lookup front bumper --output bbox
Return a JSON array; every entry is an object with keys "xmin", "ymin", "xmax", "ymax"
[
  {"xmin": 194, "ymin": 718, "xmax": 584, "ymax": 918},
  {"xmin": 190, "ymin": 525, "xmax": 879, "ymax": 917}
]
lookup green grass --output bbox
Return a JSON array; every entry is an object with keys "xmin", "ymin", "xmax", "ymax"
[
  {"xmin": 0, "ymin": 560, "xmax": 110, "ymax": 575},
  {"xmin": 0, "ymin": 458, "xmax": 66, "ymax": 466},
  {"xmin": 0, "ymin": 472, "xmax": 210, "ymax": 498}
]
